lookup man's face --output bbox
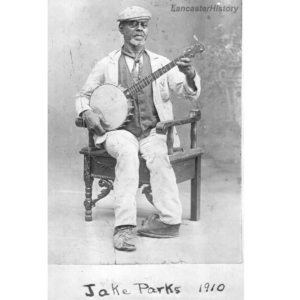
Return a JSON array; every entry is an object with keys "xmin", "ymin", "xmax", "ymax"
[{"xmin": 120, "ymin": 19, "xmax": 149, "ymax": 46}]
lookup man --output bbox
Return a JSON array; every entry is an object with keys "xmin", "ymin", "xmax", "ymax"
[{"xmin": 75, "ymin": 6, "xmax": 201, "ymax": 251}]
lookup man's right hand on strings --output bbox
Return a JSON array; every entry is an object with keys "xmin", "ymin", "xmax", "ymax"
[{"xmin": 82, "ymin": 110, "xmax": 110, "ymax": 136}]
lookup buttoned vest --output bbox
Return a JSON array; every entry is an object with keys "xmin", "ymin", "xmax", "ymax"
[{"xmin": 118, "ymin": 52, "xmax": 159, "ymax": 138}]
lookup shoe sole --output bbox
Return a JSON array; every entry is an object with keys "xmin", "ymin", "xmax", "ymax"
[
  {"xmin": 137, "ymin": 231, "xmax": 179, "ymax": 238},
  {"xmin": 114, "ymin": 247, "xmax": 136, "ymax": 252}
]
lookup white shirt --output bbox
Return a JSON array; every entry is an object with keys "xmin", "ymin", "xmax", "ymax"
[{"xmin": 124, "ymin": 55, "xmax": 142, "ymax": 73}]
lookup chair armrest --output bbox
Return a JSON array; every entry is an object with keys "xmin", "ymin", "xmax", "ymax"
[
  {"xmin": 75, "ymin": 109, "xmax": 201, "ymax": 154},
  {"xmin": 76, "ymin": 109, "xmax": 201, "ymax": 131},
  {"xmin": 156, "ymin": 109, "xmax": 201, "ymax": 155},
  {"xmin": 156, "ymin": 109, "xmax": 201, "ymax": 134},
  {"xmin": 75, "ymin": 118, "xmax": 96, "ymax": 148}
]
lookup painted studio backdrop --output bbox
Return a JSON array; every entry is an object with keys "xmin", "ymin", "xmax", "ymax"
[{"xmin": 48, "ymin": 0, "xmax": 242, "ymax": 265}]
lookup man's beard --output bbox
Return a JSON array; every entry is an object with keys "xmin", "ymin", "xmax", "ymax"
[{"xmin": 129, "ymin": 37, "xmax": 146, "ymax": 47}]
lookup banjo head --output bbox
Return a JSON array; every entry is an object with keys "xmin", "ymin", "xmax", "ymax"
[{"xmin": 90, "ymin": 84, "xmax": 132, "ymax": 131}]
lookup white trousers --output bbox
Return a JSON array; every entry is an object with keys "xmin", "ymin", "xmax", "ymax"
[{"xmin": 103, "ymin": 129, "xmax": 182, "ymax": 227}]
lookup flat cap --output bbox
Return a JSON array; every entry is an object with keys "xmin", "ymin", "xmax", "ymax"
[{"xmin": 117, "ymin": 6, "xmax": 152, "ymax": 22}]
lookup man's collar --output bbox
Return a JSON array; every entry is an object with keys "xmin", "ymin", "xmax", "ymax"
[
  {"xmin": 108, "ymin": 48, "xmax": 160, "ymax": 61},
  {"xmin": 144, "ymin": 49, "xmax": 160, "ymax": 59},
  {"xmin": 121, "ymin": 46, "xmax": 145, "ymax": 61}
]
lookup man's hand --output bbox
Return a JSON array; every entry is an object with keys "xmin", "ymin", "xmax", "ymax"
[
  {"xmin": 177, "ymin": 57, "xmax": 195, "ymax": 78},
  {"xmin": 177, "ymin": 57, "xmax": 196, "ymax": 91},
  {"xmin": 82, "ymin": 110, "xmax": 110, "ymax": 136}
]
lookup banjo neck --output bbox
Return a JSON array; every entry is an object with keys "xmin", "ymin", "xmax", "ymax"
[
  {"xmin": 123, "ymin": 54, "xmax": 189, "ymax": 98},
  {"xmin": 122, "ymin": 42, "xmax": 205, "ymax": 98}
]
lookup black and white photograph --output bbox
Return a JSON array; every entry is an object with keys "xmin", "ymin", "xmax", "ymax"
[
  {"xmin": 48, "ymin": 0, "xmax": 243, "ymax": 298},
  {"xmin": 4, "ymin": 0, "xmax": 300, "ymax": 299}
]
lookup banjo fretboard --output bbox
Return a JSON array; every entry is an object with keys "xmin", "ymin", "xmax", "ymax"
[{"xmin": 123, "ymin": 54, "xmax": 187, "ymax": 98}]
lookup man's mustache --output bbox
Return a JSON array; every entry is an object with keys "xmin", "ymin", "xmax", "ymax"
[{"xmin": 134, "ymin": 31, "xmax": 145, "ymax": 37}]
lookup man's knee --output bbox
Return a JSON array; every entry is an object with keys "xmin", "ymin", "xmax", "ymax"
[
  {"xmin": 118, "ymin": 148, "xmax": 139, "ymax": 165},
  {"xmin": 117, "ymin": 144, "xmax": 138, "ymax": 156},
  {"xmin": 105, "ymin": 132, "xmax": 138, "ymax": 159},
  {"xmin": 147, "ymin": 151, "xmax": 171, "ymax": 170}
]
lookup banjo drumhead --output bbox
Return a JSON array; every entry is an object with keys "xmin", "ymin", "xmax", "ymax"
[{"xmin": 90, "ymin": 84, "xmax": 129, "ymax": 130}]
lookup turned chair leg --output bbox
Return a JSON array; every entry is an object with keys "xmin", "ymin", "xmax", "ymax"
[
  {"xmin": 191, "ymin": 156, "xmax": 201, "ymax": 221},
  {"xmin": 84, "ymin": 155, "xmax": 94, "ymax": 222},
  {"xmin": 84, "ymin": 176, "xmax": 94, "ymax": 222}
]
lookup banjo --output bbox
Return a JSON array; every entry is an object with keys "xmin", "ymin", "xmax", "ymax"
[{"xmin": 90, "ymin": 43, "xmax": 205, "ymax": 131}]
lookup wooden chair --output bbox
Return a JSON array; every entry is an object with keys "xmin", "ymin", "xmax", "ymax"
[{"xmin": 75, "ymin": 109, "xmax": 203, "ymax": 222}]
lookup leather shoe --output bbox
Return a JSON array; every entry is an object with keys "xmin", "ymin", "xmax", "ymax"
[
  {"xmin": 137, "ymin": 214, "xmax": 180, "ymax": 238},
  {"xmin": 113, "ymin": 226, "xmax": 136, "ymax": 251}
]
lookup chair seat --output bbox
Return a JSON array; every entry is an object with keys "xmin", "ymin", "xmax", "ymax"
[{"xmin": 79, "ymin": 147, "xmax": 203, "ymax": 184}]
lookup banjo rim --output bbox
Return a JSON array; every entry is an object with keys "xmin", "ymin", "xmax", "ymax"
[{"xmin": 90, "ymin": 83, "xmax": 134, "ymax": 131}]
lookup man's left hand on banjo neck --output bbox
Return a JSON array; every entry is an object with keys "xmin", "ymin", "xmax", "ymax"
[{"xmin": 177, "ymin": 57, "xmax": 197, "ymax": 91}]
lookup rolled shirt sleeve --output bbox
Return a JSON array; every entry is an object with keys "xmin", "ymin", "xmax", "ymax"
[
  {"xmin": 182, "ymin": 72, "xmax": 201, "ymax": 100},
  {"xmin": 165, "ymin": 57, "xmax": 201, "ymax": 101},
  {"xmin": 75, "ymin": 60, "xmax": 106, "ymax": 117}
]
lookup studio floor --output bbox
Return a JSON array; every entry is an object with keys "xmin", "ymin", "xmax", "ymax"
[{"xmin": 48, "ymin": 158, "xmax": 242, "ymax": 265}]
